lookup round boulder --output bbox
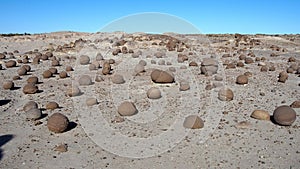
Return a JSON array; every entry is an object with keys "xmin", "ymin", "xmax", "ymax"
[
  {"xmin": 112, "ymin": 74, "xmax": 125, "ymax": 84},
  {"xmin": 23, "ymin": 84, "xmax": 38, "ymax": 94},
  {"xmin": 151, "ymin": 69, "xmax": 174, "ymax": 83},
  {"xmin": 117, "ymin": 101, "xmax": 138, "ymax": 116},
  {"xmin": 250, "ymin": 110, "xmax": 270, "ymax": 120},
  {"xmin": 78, "ymin": 75, "xmax": 92, "ymax": 86},
  {"xmin": 273, "ymin": 105, "xmax": 296, "ymax": 126},
  {"xmin": 47, "ymin": 113, "xmax": 69, "ymax": 133},
  {"xmin": 79, "ymin": 55, "xmax": 90, "ymax": 65},
  {"xmin": 236, "ymin": 75, "xmax": 248, "ymax": 85},
  {"xmin": 3, "ymin": 80, "xmax": 14, "ymax": 90},
  {"xmin": 183, "ymin": 115, "xmax": 204, "ymax": 129},
  {"xmin": 218, "ymin": 88, "xmax": 234, "ymax": 101},
  {"xmin": 147, "ymin": 87, "xmax": 161, "ymax": 99}
]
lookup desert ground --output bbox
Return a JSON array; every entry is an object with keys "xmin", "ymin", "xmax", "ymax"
[{"xmin": 0, "ymin": 32, "xmax": 299, "ymax": 168}]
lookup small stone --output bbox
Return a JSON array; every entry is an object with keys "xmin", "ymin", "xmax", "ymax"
[
  {"xmin": 59, "ymin": 71, "xmax": 68, "ymax": 78},
  {"xmin": 67, "ymin": 86, "xmax": 81, "ymax": 97},
  {"xmin": 43, "ymin": 70, "xmax": 53, "ymax": 78},
  {"xmin": 273, "ymin": 105, "xmax": 296, "ymax": 126},
  {"xmin": 23, "ymin": 101, "xmax": 38, "ymax": 112},
  {"xmin": 139, "ymin": 60, "xmax": 147, "ymax": 66},
  {"xmin": 134, "ymin": 64, "xmax": 145, "ymax": 75},
  {"xmin": 49, "ymin": 68, "xmax": 58, "ymax": 74},
  {"xmin": 27, "ymin": 76, "xmax": 39, "ymax": 84},
  {"xmin": 244, "ymin": 71, "xmax": 253, "ymax": 77},
  {"xmin": 236, "ymin": 62, "xmax": 244, "ymax": 67},
  {"xmin": 78, "ymin": 75, "xmax": 92, "ymax": 86},
  {"xmin": 23, "ymin": 84, "xmax": 38, "ymax": 94},
  {"xmin": 95, "ymin": 75, "xmax": 104, "ymax": 82},
  {"xmin": 147, "ymin": 87, "xmax": 161, "ymax": 99},
  {"xmin": 3, "ymin": 80, "xmax": 14, "ymax": 90},
  {"xmin": 86, "ymin": 98, "xmax": 98, "ymax": 106},
  {"xmin": 236, "ymin": 75, "xmax": 248, "ymax": 85},
  {"xmin": 278, "ymin": 71, "xmax": 288, "ymax": 83},
  {"xmin": 290, "ymin": 100, "xmax": 300, "ymax": 108},
  {"xmin": 260, "ymin": 66, "xmax": 268, "ymax": 72},
  {"xmin": 51, "ymin": 60, "xmax": 60, "ymax": 66},
  {"xmin": 66, "ymin": 66, "xmax": 74, "ymax": 71},
  {"xmin": 5, "ymin": 60, "xmax": 17, "ymax": 68},
  {"xmin": 79, "ymin": 55, "xmax": 90, "ymax": 65},
  {"xmin": 46, "ymin": 102, "xmax": 59, "ymax": 110},
  {"xmin": 235, "ymin": 121, "xmax": 251, "ymax": 129},
  {"xmin": 54, "ymin": 144, "xmax": 68, "ymax": 153},
  {"xmin": 151, "ymin": 69, "xmax": 175, "ymax": 83},
  {"xmin": 26, "ymin": 108, "xmax": 42, "ymax": 120},
  {"xmin": 47, "ymin": 113, "xmax": 69, "ymax": 133},
  {"xmin": 244, "ymin": 57, "xmax": 254, "ymax": 64},
  {"xmin": 183, "ymin": 115, "xmax": 204, "ymax": 129},
  {"xmin": 226, "ymin": 63, "xmax": 236, "ymax": 69},
  {"xmin": 250, "ymin": 110, "xmax": 270, "ymax": 120},
  {"xmin": 17, "ymin": 67, "xmax": 27, "ymax": 76},
  {"xmin": 89, "ymin": 64, "xmax": 97, "ymax": 71},
  {"xmin": 118, "ymin": 101, "xmax": 138, "ymax": 116},
  {"xmin": 112, "ymin": 116, "xmax": 125, "ymax": 123},
  {"xmin": 179, "ymin": 81, "xmax": 190, "ymax": 91},
  {"xmin": 189, "ymin": 61, "xmax": 198, "ymax": 67},
  {"xmin": 218, "ymin": 87, "xmax": 234, "ymax": 101},
  {"xmin": 112, "ymin": 74, "xmax": 125, "ymax": 84},
  {"xmin": 12, "ymin": 75, "xmax": 21, "ymax": 80},
  {"xmin": 96, "ymin": 53, "xmax": 104, "ymax": 61}
]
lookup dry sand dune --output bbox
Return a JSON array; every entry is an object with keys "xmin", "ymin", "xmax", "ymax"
[{"xmin": 0, "ymin": 32, "xmax": 299, "ymax": 168}]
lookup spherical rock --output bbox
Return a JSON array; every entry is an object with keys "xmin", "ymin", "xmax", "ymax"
[
  {"xmin": 189, "ymin": 61, "xmax": 198, "ymax": 67},
  {"xmin": 46, "ymin": 102, "xmax": 59, "ymax": 110},
  {"xmin": 67, "ymin": 86, "xmax": 81, "ymax": 97},
  {"xmin": 78, "ymin": 75, "xmax": 92, "ymax": 86},
  {"xmin": 22, "ymin": 65, "xmax": 31, "ymax": 72},
  {"xmin": 43, "ymin": 70, "xmax": 53, "ymax": 78},
  {"xmin": 86, "ymin": 98, "xmax": 98, "ymax": 106},
  {"xmin": 200, "ymin": 58, "xmax": 218, "ymax": 75},
  {"xmin": 51, "ymin": 60, "xmax": 60, "ymax": 66},
  {"xmin": 151, "ymin": 69, "xmax": 175, "ymax": 83},
  {"xmin": 250, "ymin": 110, "xmax": 270, "ymax": 120},
  {"xmin": 79, "ymin": 55, "xmax": 90, "ymax": 65},
  {"xmin": 47, "ymin": 113, "xmax": 69, "ymax": 133},
  {"xmin": 236, "ymin": 75, "xmax": 248, "ymax": 85},
  {"xmin": 17, "ymin": 67, "xmax": 27, "ymax": 76},
  {"xmin": 3, "ymin": 80, "xmax": 14, "ymax": 90},
  {"xmin": 260, "ymin": 65, "xmax": 268, "ymax": 72},
  {"xmin": 95, "ymin": 75, "xmax": 104, "ymax": 82},
  {"xmin": 245, "ymin": 57, "xmax": 254, "ymax": 64},
  {"xmin": 108, "ymin": 59, "xmax": 115, "ymax": 64},
  {"xmin": 183, "ymin": 115, "xmax": 204, "ymax": 129},
  {"xmin": 237, "ymin": 61, "xmax": 244, "ymax": 67},
  {"xmin": 89, "ymin": 64, "xmax": 97, "ymax": 71},
  {"xmin": 5, "ymin": 60, "xmax": 17, "ymax": 68},
  {"xmin": 147, "ymin": 87, "xmax": 161, "ymax": 99},
  {"xmin": 59, "ymin": 71, "xmax": 68, "ymax": 78},
  {"xmin": 278, "ymin": 71, "xmax": 288, "ymax": 83},
  {"xmin": 12, "ymin": 75, "xmax": 20, "ymax": 80},
  {"xmin": 26, "ymin": 108, "xmax": 42, "ymax": 120},
  {"xmin": 290, "ymin": 100, "xmax": 300, "ymax": 108},
  {"xmin": 118, "ymin": 101, "xmax": 138, "ymax": 116},
  {"xmin": 27, "ymin": 76, "xmax": 39, "ymax": 84},
  {"xmin": 218, "ymin": 88, "xmax": 234, "ymax": 101},
  {"xmin": 96, "ymin": 53, "xmax": 104, "ymax": 61},
  {"xmin": 66, "ymin": 65, "xmax": 74, "ymax": 71},
  {"xmin": 23, "ymin": 101, "xmax": 38, "ymax": 112},
  {"xmin": 179, "ymin": 81, "xmax": 190, "ymax": 91},
  {"xmin": 139, "ymin": 60, "xmax": 147, "ymax": 66},
  {"xmin": 273, "ymin": 105, "xmax": 296, "ymax": 126},
  {"xmin": 23, "ymin": 84, "xmax": 38, "ymax": 94},
  {"xmin": 134, "ymin": 64, "xmax": 145, "ymax": 75},
  {"xmin": 49, "ymin": 67, "xmax": 58, "ymax": 74},
  {"xmin": 112, "ymin": 74, "xmax": 125, "ymax": 84}
]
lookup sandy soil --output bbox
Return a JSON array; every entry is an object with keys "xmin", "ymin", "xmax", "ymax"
[{"xmin": 0, "ymin": 32, "xmax": 300, "ymax": 168}]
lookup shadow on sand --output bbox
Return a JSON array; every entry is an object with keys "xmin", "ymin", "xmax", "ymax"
[{"xmin": 0, "ymin": 134, "xmax": 14, "ymax": 161}]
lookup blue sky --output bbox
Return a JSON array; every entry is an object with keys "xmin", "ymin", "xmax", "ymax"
[{"xmin": 0, "ymin": 0, "xmax": 299, "ymax": 34}]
